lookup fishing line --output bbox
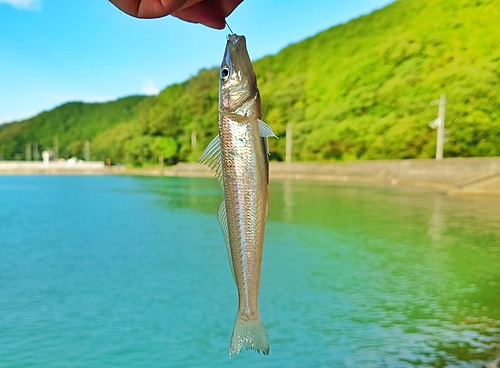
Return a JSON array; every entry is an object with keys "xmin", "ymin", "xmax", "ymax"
[{"xmin": 225, "ymin": 21, "xmax": 234, "ymax": 34}]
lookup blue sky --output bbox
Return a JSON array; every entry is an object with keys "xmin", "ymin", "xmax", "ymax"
[{"xmin": 0, "ymin": 0, "xmax": 395, "ymax": 123}]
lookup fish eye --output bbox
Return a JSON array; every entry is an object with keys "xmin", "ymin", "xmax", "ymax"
[{"xmin": 221, "ymin": 67, "xmax": 229, "ymax": 79}]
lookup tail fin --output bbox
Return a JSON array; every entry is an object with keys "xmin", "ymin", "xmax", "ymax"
[{"xmin": 229, "ymin": 314, "xmax": 269, "ymax": 358}]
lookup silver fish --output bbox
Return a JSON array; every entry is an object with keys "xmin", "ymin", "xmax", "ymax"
[{"xmin": 199, "ymin": 34, "xmax": 276, "ymax": 358}]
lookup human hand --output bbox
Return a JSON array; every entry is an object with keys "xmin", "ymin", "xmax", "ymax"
[{"xmin": 109, "ymin": 0, "xmax": 243, "ymax": 29}]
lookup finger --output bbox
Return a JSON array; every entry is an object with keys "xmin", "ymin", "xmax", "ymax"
[
  {"xmin": 219, "ymin": 0, "xmax": 244, "ymax": 17},
  {"xmin": 176, "ymin": 0, "xmax": 204, "ymax": 11},
  {"xmin": 172, "ymin": 0, "xmax": 226, "ymax": 29},
  {"xmin": 109, "ymin": 0, "xmax": 187, "ymax": 18}
]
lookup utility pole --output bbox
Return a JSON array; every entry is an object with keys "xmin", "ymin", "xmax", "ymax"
[
  {"xmin": 286, "ymin": 123, "xmax": 292, "ymax": 163},
  {"xmin": 429, "ymin": 94, "xmax": 446, "ymax": 161},
  {"xmin": 33, "ymin": 143, "xmax": 39, "ymax": 161},
  {"xmin": 26, "ymin": 144, "xmax": 32, "ymax": 161},
  {"xmin": 84, "ymin": 140, "xmax": 90, "ymax": 161},
  {"xmin": 53, "ymin": 136, "xmax": 59, "ymax": 159},
  {"xmin": 191, "ymin": 130, "xmax": 197, "ymax": 148},
  {"xmin": 159, "ymin": 154, "xmax": 164, "ymax": 176}
]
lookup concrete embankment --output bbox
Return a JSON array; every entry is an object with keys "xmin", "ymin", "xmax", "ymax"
[
  {"xmin": 0, "ymin": 160, "xmax": 105, "ymax": 174},
  {"xmin": 1, "ymin": 157, "xmax": 499, "ymax": 195},
  {"xmin": 269, "ymin": 158, "xmax": 500, "ymax": 195},
  {"xmin": 137, "ymin": 158, "xmax": 500, "ymax": 195}
]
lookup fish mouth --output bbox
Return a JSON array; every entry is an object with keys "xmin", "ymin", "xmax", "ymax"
[
  {"xmin": 220, "ymin": 33, "xmax": 256, "ymax": 111},
  {"xmin": 227, "ymin": 33, "xmax": 246, "ymax": 47}
]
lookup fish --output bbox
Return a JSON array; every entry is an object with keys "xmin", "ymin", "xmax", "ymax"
[{"xmin": 199, "ymin": 33, "xmax": 276, "ymax": 358}]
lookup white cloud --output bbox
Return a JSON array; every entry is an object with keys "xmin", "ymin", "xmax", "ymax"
[
  {"xmin": 141, "ymin": 80, "xmax": 160, "ymax": 96},
  {"xmin": 0, "ymin": 0, "xmax": 41, "ymax": 10}
]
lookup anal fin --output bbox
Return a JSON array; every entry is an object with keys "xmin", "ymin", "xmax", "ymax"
[{"xmin": 217, "ymin": 200, "xmax": 235, "ymax": 283}]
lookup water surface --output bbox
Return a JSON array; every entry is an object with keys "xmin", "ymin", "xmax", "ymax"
[{"xmin": 0, "ymin": 175, "xmax": 499, "ymax": 367}]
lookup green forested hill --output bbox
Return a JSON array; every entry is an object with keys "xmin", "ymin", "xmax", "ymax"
[
  {"xmin": 0, "ymin": 95, "xmax": 149, "ymax": 160},
  {"xmin": 1, "ymin": 0, "xmax": 499, "ymax": 165}
]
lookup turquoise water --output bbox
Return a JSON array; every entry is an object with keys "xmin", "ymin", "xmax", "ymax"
[{"xmin": 0, "ymin": 175, "xmax": 499, "ymax": 367}]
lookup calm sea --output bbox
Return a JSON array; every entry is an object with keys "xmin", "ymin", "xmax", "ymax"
[{"xmin": 0, "ymin": 175, "xmax": 499, "ymax": 367}]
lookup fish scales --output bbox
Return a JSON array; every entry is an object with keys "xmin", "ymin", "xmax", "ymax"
[
  {"xmin": 199, "ymin": 33, "xmax": 276, "ymax": 358},
  {"xmin": 221, "ymin": 115, "xmax": 267, "ymax": 312}
]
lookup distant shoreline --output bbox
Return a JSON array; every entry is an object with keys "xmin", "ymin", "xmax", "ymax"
[{"xmin": 1, "ymin": 157, "xmax": 499, "ymax": 196}]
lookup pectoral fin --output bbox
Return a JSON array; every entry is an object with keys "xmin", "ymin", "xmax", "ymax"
[
  {"xmin": 258, "ymin": 119, "xmax": 277, "ymax": 139},
  {"xmin": 199, "ymin": 134, "xmax": 223, "ymax": 186},
  {"xmin": 258, "ymin": 119, "xmax": 277, "ymax": 156}
]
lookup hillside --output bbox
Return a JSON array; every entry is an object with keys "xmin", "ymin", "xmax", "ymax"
[
  {"xmin": 1, "ymin": 0, "xmax": 499, "ymax": 165},
  {"xmin": 0, "ymin": 95, "xmax": 149, "ymax": 160},
  {"xmin": 257, "ymin": 0, "xmax": 500, "ymax": 160}
]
